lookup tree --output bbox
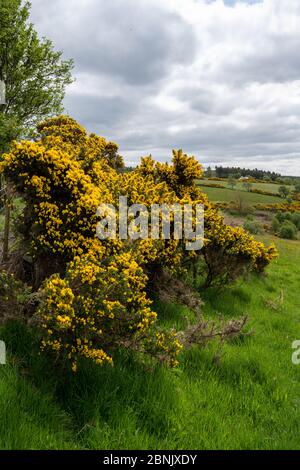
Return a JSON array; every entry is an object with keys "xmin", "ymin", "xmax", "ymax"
[
  {"xmin": 205, "ymin": 166, "xmax": 212, "ymax": 178},
  {"xmin": 228, "ymin": 174, "xmax": 237, "ymax": 190},
  {"xmin": 101, "ymin": 140, "xmax": 125, "ymax": 170},
  {"xmin": 295, "ymin": 183, "xmax": 300, "ymax": 194},
  {"xmin": 234, "ymin": 191, "xmax": 249, "ymax": 215},
  {"xmin": 0, "ymin": 0, "xmax": 73, "ymax": 154},
  {"xmin": 278, "ymin": 185, "xmax": 290, "ymax": 199},
  {"xmin": 243, "ymin": 181, "xmax": 252, "ymax": 192}
]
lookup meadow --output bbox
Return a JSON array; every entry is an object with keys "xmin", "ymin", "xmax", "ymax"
[
  {"xmin": 196, "ymin": 179, "xmax": 294, "ymax": 194},
  {"xmin": 1, "ymin": 234, "xmax": 300, "ymax": 450},
  {"xmin": 196, "ymin": 185, "xmax": 280, "ymax": 204},
  {"xmin": 195, "ymin": 178, "xmax": 297, "ymax": 205}
]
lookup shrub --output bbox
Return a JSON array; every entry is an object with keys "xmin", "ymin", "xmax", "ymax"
[
  {"xmin": 279, "ymin": 221, "xmax": 298, "ymax": 240},
  {"xmin": 291, "ymin": 212, "xmax": 300, "ymax": 230},
  {"xmin": 37, "ymin": 245, "xmax": 183, "ymax": 371},
  {"xmin": 271, "ymin": 217, "xmax": 281, "ymax": 234},
  {"xmin": 250, "ymin": 188, "xmax": 280, "ymax": 198},
  {"xmin": 243, "ymin": 219, "xmax": 263, "ymax": 235},
  {"xmin": 274, "ymin": 212, "xmax": 284, "ymax": 224},
  {"xmin": 279, "ymin": 185, "xmax": 290, "ymax": 199},
  {"xmin": 0, "ymin": 271, "xmax": 31, "ymax": 322},
  {"xmin": 0, "ymin": 116, "xmax": 278, "ymax": 370},
  {"xmin": 200, "ymin": 183, "xmax": 224, "ymax": 189},
  {"xmin": 207, "ymin": 177, "xmax": 225, "ymax": 182},
  {"xmin": 274, "ymin": 211, "xmax": 294, "ymax": 224},
  {"xmin": 231, "ymin": 192, "xmax": 254, "ymax": 216},
  {"xmin": 282, "ymin": 212, "xmax": 293, "ymax": 222}
]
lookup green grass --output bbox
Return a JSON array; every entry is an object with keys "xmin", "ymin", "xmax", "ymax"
[
  {"xmin": 197, "ymin": 179, "xmax": 294, "ymax": 195},
  {"xmin": 0, "ymin": 236, "xmax": 300, "ymax": 449},
  {"xmin": 197, "ymin": 186, "xmax": 280, "ymax": 204}
]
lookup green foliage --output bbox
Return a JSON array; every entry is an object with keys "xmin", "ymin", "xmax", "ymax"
[
  {"xmin": 0, "ymin": 271, "xmax": 31, "ymax": 322},
  {"xmin": 275, "ymin": 212, "xmax": 289, "ymax": 224},
  {"xmin": 291, "ymin": 212, "xmax": 300, "ymax": 230},
  {"xmin": 233, "ymin": 191, "xmax": 253, "ymax": 216},
  {"xmin": 272, "ymin": 211, "xmax": 300, "ymax": 238},
  {"xmin": 279, "ymin": 221, "xmax": 297, "ymax": 240},
  {"xmin": 0, "ymin": 0, "xmax": 73, "ymax": 152},
  {"xmin": 215, "ymin": 165, "xmax": 280, "ymax": 181},
  {"xmin": 228, "ymin": 175, "xmax": 237, "ymax": 190},
  {"xmin": 250, "ymin": 187, "xmax": 281, "ymax": 198},
  {"xmin": 278, "ymin": 185, "xmax": 290, "ymax": 199},
  {"xmin": 0, "ymin": 115, "xmax": 20, "ymax": 154},
  {"xmin": 243, "ymin": 219, "xmax": 263, "ymax": 235},
  {"xmin": 271, "ymin": 217, "xmax": 281, "ymax": 234},
  {"xmin": 243, "ymin": 181, "xmax": 252, "ymax": 192}
]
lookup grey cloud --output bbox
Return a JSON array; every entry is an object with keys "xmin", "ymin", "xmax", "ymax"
[
  {"xmin": 31, "ymin": 0, "xmax": 196, "ymax": 86},
  {"xmin": 224, "ymin": 36, "xmax": 300, "ymax": 85},
  {"xmin": 64, "ymin": 94, "xmax": 137, "ymax": 132},
  {"xmin": 117, "ymin": 112, "xmax": 300, "ymax": 167},
  {"xmin": 29, "ymin": 0, "xmax": 300, "ymax": 175},
  {"xmin": 177, "ymin": 86, "xmax": 238, "ymax": 115}
]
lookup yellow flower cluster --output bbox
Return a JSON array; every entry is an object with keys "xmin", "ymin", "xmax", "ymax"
[
  {"xmin": 137, "ymin": 150, "xmax": 204, "ymax": 198},
  {"xmin": 38, "ymin": 245, "xmax": 160, "ymax": 371}
]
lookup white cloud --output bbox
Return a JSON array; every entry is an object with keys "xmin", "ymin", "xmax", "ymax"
[{"xmin": 30, "ymin": 0, "xmax": 300, "ymax": 175}]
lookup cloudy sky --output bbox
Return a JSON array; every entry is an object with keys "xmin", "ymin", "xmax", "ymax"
[{"xmin": 30, "ymin": 0, "xmax": 300, "ymax": 175}]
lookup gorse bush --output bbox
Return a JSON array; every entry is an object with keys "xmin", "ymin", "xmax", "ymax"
[
  {"xmin": 0, "ymin": 116, "xmax": 278, "ymax": 371},
  {"xmin": 250, "ymin": 202, "xmax": 300, "ymax": 213},
  {"xmin": 38, "ymin": 246, "xmax": 182, "ymax": 372},
  {"xmin": 250, "ymin": 188, "xmax": 281, "ymax": 198}
]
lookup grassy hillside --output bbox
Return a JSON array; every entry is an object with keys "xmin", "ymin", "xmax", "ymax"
[
  {"xmin": 197, "ymin": 186, "xmax": 280, "ymax": 204},
  {"xmin": 197, "ymin": 179, "xmax": 294, "ymax": 194},
  {"xmin": 1, "ymin": 235, "xmax": 300, "ymax": 450}
]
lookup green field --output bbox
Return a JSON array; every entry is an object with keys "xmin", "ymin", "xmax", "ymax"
[
  {"xmin": 197, "ymin": 186, "xmax": 281, "ymax": 204},
  {"xmin": 197, "ymin": 179, "xmax": 294, "ymax": 194},
  {"xmin": 1, "ymin": 235, "xmax": 300, "ymax": 449}
]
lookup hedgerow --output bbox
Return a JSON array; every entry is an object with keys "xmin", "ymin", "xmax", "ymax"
[
  {"xmin": 0, "ymin": 116, "xmax": 278, "ymax": 371},
  {"xmin": 199, "ymin": 183, "xmax": 225, "ymax": 189},
  {"xmin": 217, "ymin": 201, "xmax": 300, "ymax": 213},
  {"xmin": 255, "ymin": 202, "xmax": 300, "ymax": 212},
  {"xmin": 250, "ymin": 188, "xmax": 281, "ymax": 198}
]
